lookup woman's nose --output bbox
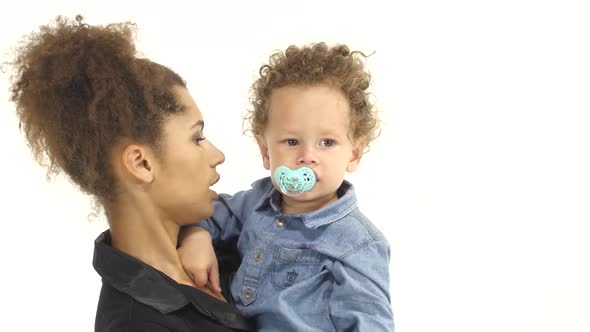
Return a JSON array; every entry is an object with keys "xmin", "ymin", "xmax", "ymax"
[{"xmin": 208, "ymin": 141, "xmax": 225, "ymax": 166}]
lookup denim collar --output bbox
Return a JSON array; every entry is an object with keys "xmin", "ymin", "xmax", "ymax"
[{"xmin": 255, "ymin": 178, "xmax": 358, "ymax": 229}]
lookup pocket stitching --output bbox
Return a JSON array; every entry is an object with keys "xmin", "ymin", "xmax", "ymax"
[{"xmin": 271, "ymin": 247, "xmax": 321, "ymax": 289}]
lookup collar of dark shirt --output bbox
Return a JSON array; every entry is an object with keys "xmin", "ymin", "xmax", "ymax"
[
  {"xmin": 93, "ymin": 230, "xmax": 252, "ymax": 330},
  {"xmin": 255, "ymin": 177, "xmax": 358, "ymax": 229}
]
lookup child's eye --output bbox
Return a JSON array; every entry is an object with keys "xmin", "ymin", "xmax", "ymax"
[
  {"xmin": 193, "ymin": 135, "xmax": 207, "ymax": 144},
  {"xmin": 319, "ymin": 139, "xmax": 335, "ymax": 147},
  {"xmin": 285, "ymin": 139, "xmax": 298, "ymax": 146}
]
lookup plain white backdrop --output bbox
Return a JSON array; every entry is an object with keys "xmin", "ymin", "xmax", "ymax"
[{"xmin": 1, "ymin": 1, "xmax": 589, "ymax": 331}]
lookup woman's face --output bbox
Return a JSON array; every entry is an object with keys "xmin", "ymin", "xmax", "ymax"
[{"xmin": 150, "ymin": 86, "xmax": 225, "ymax": 224}]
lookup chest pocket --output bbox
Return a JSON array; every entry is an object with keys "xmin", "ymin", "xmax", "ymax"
[{"xmin": 271, "ymin": 246, "xmax": 322, "ymax": 289}]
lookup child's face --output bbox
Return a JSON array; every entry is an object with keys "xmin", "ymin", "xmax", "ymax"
[{"xmin": 257, "ymin": 83, "xmax": 363, "ymax": 211}]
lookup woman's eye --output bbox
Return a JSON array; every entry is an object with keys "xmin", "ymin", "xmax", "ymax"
[
  {"xmin": 320, "ymin": 139, "xmax": 335, "ymax": 147},
  {"xmin": 193, "ymin": 135, "xmax": 206, "ymax": 144}
]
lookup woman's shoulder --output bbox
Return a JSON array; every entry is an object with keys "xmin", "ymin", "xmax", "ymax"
[
  {"xmin": 93, "ymin": 232, "xmax": 253, "ymax": 332},
  {"xmin": 95, "ymin": 283, "xmax": 241, "ymax": 332},
  {"xmin": 94, "ymin": 283, "xmax": 179, "ymax": 331}
]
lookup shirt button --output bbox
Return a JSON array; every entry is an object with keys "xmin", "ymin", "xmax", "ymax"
[
  {"xmin": 277, "ymin": 218, "xmax": 285, "ymax": 227},
  {"xmin": 254, "ymin": 251, "xmax": 263, "ymax": 262},
  {"xmin": 243, "ymin": 288, "xmax": 253, "ymax": 300}
]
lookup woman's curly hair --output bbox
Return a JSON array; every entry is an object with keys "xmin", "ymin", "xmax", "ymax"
[
  {"xmin": 9, "ymin": 15, "xmax": 186, "ymax": 204},
  {"xmin": 246, "ymin": 42, "xmax": 379, "ymax": 149}
]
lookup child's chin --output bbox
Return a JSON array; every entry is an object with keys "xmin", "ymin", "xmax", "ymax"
[
  {"xmin": 291, "ymin": 190, "xmax": 317, "ymax": 201},
  {"xmin": 274, "ymin": 185, "xmax": 317, "ymax": 200}
]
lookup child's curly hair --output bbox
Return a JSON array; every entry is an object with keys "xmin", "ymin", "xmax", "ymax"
[
  {"xmin": 9, "ymin": 15, "xmax": 186, "ymax": 204},
  {"xmin": 246, "ymin": 42, "xmax": 379, "ymax": 149}
]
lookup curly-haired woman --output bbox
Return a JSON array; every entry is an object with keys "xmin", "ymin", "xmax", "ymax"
[{"xmin": 9, "ymin": 15, "xmax": 252, "ymax": 332}]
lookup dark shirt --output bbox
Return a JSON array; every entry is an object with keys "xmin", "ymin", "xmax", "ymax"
[{"xmin": 93, "ymin": 231, "xmax": 253, "ymax": 332}]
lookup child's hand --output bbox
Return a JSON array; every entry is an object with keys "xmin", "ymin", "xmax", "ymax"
[{"xmin": 178, "ymin": 227, "xmax": 221, "ymax": 294}]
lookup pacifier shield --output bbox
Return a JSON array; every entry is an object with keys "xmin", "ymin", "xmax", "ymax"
[{"xmin": 273, "ymin": 166, "xmax": 316, "ymax": 197}]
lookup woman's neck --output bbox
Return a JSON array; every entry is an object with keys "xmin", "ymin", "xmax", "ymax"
[
  {"xmin": 105, "ymin": 195, "xmax": 226, "ymax": 301},
  {"xmin": 108, "ymin": 202, "xmax": 192, "ymax": 285}
]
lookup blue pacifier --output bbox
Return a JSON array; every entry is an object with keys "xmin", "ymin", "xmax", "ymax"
[{"xmin": 273, "ymin": 166, "xmax": 317, "ymax": 197}]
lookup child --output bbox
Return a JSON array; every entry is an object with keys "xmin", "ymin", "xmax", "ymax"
[{"xmin": 179, "ymin": 42, "xmax": 393, "ymax": 331}]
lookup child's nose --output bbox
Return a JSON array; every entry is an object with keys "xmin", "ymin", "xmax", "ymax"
[{"xmin": 297, "ymin": 145, "xmax": 317, "ymax": 165}]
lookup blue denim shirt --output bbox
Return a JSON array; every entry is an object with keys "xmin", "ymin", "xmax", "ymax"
[{"xmin": 197, "ymin": 177, "xmax": 394, "ymax": 331}]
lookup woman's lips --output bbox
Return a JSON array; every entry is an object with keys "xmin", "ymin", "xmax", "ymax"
[{"xmin": 211, "ymin": 174, "xmax": 220, "ymax": 186}]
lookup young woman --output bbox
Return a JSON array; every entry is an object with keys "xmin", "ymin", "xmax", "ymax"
[{"xmin": 9, "ymin": 15, "xmax": 252, "ymax": 331}]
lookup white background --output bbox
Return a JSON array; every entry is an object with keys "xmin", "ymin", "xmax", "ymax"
[{"xmin": 1, "ymin": 1, "xmax": 589, "ymax": 331}]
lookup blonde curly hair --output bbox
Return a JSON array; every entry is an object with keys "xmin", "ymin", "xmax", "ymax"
[{"xmin": 245, "ymin": 42, "xmax": 379, "ymax": 149}]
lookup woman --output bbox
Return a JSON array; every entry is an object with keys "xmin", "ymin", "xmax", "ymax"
[{"xmin": 10, "ymin": 15, "xmax": 252, "ymax": 331}]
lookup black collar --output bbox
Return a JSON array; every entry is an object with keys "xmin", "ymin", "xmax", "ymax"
[{"xmin": 93, "ymin": 230, "xmax": 252, "ymax": 330}]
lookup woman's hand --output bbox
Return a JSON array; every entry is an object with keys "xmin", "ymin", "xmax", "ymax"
[{"xmin": 178, "ymin": 227, "xmax": 222, "ymax": 294}]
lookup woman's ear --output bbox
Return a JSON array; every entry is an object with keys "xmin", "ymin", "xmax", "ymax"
[{"xmin": 121, "ymin": 144, "xmax": 155, "ymax": 184}]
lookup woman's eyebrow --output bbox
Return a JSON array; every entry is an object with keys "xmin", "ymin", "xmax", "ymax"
[{"xmin": 190, "ymin": 120, "xmax": 204, "ymax": 130}]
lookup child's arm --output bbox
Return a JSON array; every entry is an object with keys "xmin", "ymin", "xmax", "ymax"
[
  {"xmin": 329, "ymin": 240, "xmax": 394, "ymax": 331},
  {"xmin": 178, "ymin": 227, "xmax": 221, "ymax": 293},
  {"xmin": 178, "ymin": 190, "xmax": 256, "ymax": 291},
  {"xmin": 183, "ymin": 191, "xmax": 251, "ymax": 245}
]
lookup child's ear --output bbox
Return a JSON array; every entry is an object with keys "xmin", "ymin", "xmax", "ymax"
[
  {"xmin": 346, "ymin": 142, "xmax": 366, "ymax": 173},
  {"xmin": 256, "ymin": 135, "xmax": 271, "ymax": 170}
]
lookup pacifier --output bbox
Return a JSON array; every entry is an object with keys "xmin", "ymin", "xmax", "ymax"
[{"xmin": 273, "ymin": 166, "xmax": 317, "ymax": 197}]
